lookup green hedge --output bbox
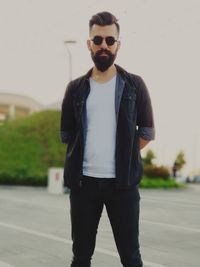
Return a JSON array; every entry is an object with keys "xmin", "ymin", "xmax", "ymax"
[
  {"xmin": 143, "ymin": 165, "xmax": 170, "ymax": 180},
  {"xmin": 139, "ymin": 177, "xmax": 183, "ymax": 189},
  {"xmin": 0, "ymin": 110, "xmax": 66, "ymax": 184},
  {"xmin": 0, "ymin": 173, "xmax": 47, "ymax": 186}
]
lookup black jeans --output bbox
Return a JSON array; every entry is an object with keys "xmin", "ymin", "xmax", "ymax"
[{"xmin": 69, "ymin": 176, "xmax": 143, "ymax": 267}]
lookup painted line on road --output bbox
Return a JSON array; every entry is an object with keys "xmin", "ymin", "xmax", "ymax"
[
  {"xmin": 1, "ymin": 194, "xmax": 199, "ymax": 210},
  {"xmin": 0, "ymin": 260, "xmax": 15, "ymax": 267},
  {"xmin": 0, "ymin": 221, "xmax": 167, "ymax": 267},
  {"xmin": 0, "ymin": 221, "xmax": 72, "ymax": 245},
  {"xmin": 142, "ymin": 197, "xmax": 200, "ymax": 209},
  {"xmin": 141, "ymin": 219, "xmax": 200, "ymax": 233},
  {"xmin": 0, "ymin": 196, "xmax": 66, "ymax": 210}
]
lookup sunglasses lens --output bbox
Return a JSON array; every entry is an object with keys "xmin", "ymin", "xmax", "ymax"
[
  {"xmin": 93, "ymin": 36, "xmax": 103, "ymax": 45},
  {"xmin": 106, "ymin": 37, "xmax": 115, "ymax": 46},
  {"xmin": 92, "ymin": 36, "xmax": 116, "ymax": 46}
]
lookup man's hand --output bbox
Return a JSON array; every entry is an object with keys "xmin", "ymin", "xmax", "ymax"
[{"xmin": 139, "ymin": 137, "xmax": 150, "ymax": 150}]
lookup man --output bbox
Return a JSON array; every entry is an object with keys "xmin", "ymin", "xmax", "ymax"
[{"xmin": 60, "ymin": 11, "xmax": 155, "ymax": 267}]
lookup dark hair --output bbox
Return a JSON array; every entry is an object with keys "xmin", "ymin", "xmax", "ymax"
[{"xmin": 89, "ymin": 11, "xmax": 120, "ymax": 35}]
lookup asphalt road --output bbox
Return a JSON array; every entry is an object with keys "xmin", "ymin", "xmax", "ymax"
[{"xmin": 0, "ymin": 184, "xmax": 199, "ymax": 267}]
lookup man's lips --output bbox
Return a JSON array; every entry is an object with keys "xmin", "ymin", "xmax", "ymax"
[{"xmin": 99, "ymin": 52, "xmax": 108, "ymax": 56}]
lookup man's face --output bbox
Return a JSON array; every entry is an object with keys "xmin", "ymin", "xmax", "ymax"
[{"xmin": 87, "ymin": 24, "xmax": 121, "ymax": 72}]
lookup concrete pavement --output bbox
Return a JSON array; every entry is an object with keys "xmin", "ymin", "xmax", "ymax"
[{"xmin": 0, "ymin": 184, "xmax": 199, "ymax": 267}]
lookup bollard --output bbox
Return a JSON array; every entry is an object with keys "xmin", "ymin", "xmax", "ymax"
[{"xmin": 48, "ymin": 167, "xmax": 64, "ymax": 194}]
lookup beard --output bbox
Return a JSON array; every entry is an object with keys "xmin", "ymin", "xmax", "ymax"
[{"xmin": 90, "ymin": 49, "xmax": 117, "ymax": 72}]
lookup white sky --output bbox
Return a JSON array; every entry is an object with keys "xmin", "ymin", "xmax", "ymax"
[{"xmin": 0, "ymin": 0, "xmax": 200, "ymax": 174}]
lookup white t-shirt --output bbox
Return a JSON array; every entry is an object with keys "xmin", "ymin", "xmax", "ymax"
[{"xmin": 82, "ymin": 75, "xmax": 117, "ymax": 178}]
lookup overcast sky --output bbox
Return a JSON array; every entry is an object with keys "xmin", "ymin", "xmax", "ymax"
[{"xmin": 1, "ymin": 0, "xmax": 200, "ymax": 174}]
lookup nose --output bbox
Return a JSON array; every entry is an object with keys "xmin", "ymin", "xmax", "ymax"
[{"xmin": 99, "ymin": 39, "xmax": 108, "ymax": 49}]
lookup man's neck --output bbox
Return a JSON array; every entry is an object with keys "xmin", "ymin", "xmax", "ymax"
[{"xmin": 91, "ymin": 65, "xmax": 117, "ymax": 83}]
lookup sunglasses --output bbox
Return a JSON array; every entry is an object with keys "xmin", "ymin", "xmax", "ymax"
[{"xmin": 91, "ymin": 36, "xmax": 118, "ymax": 46}]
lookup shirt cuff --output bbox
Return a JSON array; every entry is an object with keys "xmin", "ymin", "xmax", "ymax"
[{"xmin": 138, "ymin": 127, "xmax": 155, "ymax": 140}]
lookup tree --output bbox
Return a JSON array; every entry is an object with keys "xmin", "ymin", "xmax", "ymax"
[
  {"xmin": 172, "ymin": 150, "xmax": 186, "ymax": 177},
  {"xmin": 143, "ymin": 149, "xmax": 156, "ymax": 166}
]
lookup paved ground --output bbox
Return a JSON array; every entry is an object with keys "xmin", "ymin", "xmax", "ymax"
[{"xmin": 0, "ymin": 184, "xmax": 199, "ymax": 267}]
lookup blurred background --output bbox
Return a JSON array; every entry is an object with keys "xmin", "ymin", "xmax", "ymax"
[{"xmin": 0, "ymin": 0, "xmax": 200, "ymax": 185}]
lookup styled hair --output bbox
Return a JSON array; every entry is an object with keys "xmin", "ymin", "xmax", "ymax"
[{"xmin": 89, "ymin": 11, "xmax": 120, "ymax": 35}]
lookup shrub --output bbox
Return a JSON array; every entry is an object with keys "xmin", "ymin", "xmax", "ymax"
[
  {"xmin": 140, "ymin": 177, "xmax": 183, "ymax": 188},
  {"xmin": 0, "ymin": 110, "xmax": 66, "ymax": 185},
  {"xmin": 143, "ymin": 165, "xmax": 170, "ymax": 180}
]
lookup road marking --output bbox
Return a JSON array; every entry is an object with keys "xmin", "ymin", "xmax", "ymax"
[
  {"xmin": 1, "ymin": 194, "xmax": 199, "ymax": 210},
  {"xmin": 0, "ymin": 222, "xmax": 167, "ymax": 267},
  {"xmin": 0, "ymin": 222, "xmax": 72, "ymax": 245},
  {"xmin": 142, "ymin": 197, "xmax": 200, "ymax": 209},
  {"xmin": 141, "ymin": 219, "xmax": 200, "ymax": 233},
  {"xmin": 0, "ymin": 260, "xmax": 15, "ymax": 267},
  {"xmin": 0, "ymin": 196, "xmax": 67, "ymax": 210},
  {"xmin": 91, "ymin": 247, "xmax": 166, "ymax": 267}
]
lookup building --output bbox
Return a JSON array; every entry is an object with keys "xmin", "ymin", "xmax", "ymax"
[{"xmin": 0, "ymin": 92, "xmax": 44, "ymax": 122}]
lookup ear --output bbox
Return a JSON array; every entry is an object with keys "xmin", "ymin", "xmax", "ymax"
[
  {"xmin": 116, "ymin": 40, "xmax": 121, "ymax": 51},
  {"xmin": 87, "ymin": 39, "xmax": 92, "ymax": 51}
]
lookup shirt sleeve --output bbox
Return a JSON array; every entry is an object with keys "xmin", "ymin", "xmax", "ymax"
[{"xmin": 136, "ymin": 76, "xmax": 155, "ymax": 140}]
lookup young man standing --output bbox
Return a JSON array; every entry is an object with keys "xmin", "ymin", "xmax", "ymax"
[{"xmin": 61, "ymin": 11, "xmax": 155, "ymax": 267}]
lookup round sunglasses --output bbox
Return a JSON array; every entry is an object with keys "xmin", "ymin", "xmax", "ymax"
[{"xmin": 91, "ymin": 36, "xmax": 118, "ymax": 46}]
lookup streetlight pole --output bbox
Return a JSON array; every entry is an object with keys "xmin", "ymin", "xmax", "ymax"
[{"xmin": 64, "ymin": 40, "xmax": 76, "ymax": 82}]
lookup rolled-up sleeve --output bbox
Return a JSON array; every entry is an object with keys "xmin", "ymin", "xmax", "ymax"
[{"xmin": 136, "ymin": 76, "xmax": 155, "ymax": 140}]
